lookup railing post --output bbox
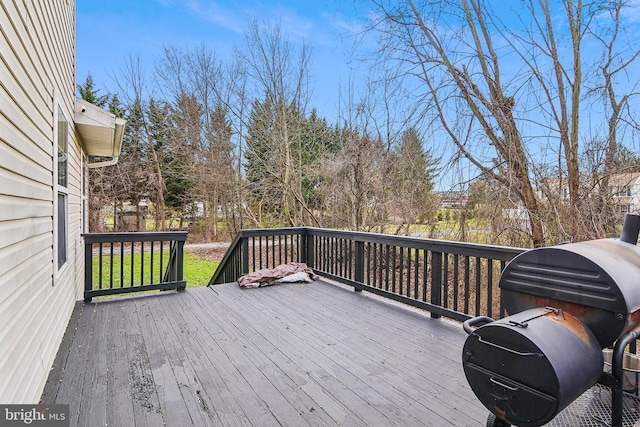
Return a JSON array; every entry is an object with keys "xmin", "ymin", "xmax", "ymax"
[
  {"xmin": 241, "ymin": 236, "xmax": 250, "ymax": 275},
  {"xmin": 354, "ymin": 240, "xmax": 364, "ymax": 292},
  {"xmin": 431, "ymin": 251, "xmax": 443, "ymax": 319},
  {"xmin": 300, "ymin": 231, "xmax": 307, "ymax": 264},
  {"xmin": 167, "ymin": 241, "xmax": 175, "ymax": 282},
  {"xmin": 176, "ymin": 238, "xmax": 185, "ymax": 290},
  {"xmin": 84, "ymin": 237, "xmax": 93, "ymax": 302},
  {"xmin": 304, "ymin": 231, "xmax": 314, "ymax": 269}
]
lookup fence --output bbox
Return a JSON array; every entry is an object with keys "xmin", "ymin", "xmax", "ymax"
[
  {"xmin": 83, "ymin": 232, "xmax": 188, "ymax": 301},
  {"xmin": 209, "ymin": 228, "xmax": 524, "ymax": 322}
]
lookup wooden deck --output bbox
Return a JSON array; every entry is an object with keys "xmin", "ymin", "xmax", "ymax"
[{"xmin": 41, "ymin": 280, "xmax": 489, "ymax": 426}]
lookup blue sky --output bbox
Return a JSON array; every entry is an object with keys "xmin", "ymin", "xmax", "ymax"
[
  {"xmin": 77, "ymin": 1, "xmax": 640, "ymax": 192},
  {"xmin": 76, "ymin": 0, "xmax": 371, "ymax": 122}
]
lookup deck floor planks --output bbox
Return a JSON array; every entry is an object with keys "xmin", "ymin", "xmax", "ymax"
[
  {"xmin": 43, "ymin": 281, "xmax": 489, "ymax": 426},
  {"xmin": 299, "ymin": 284, "xmax": 470, "ymax": 391},
  {"xmin": 51, "ymin": 303, "xmax": 96, "ymax": 424},
  {"xmin": 137, "ymin": 293, "xmax": 221, "ymax": 426},
  {"xmin": 160, "ymin": 291, "xmax": 283, "ymax": 426},
  {"xmin": 203, "ymin": 284, "xmax": 389, "ymax": 426},
  {"xmin": 105, "ymin": 303, "xmax": 136, "ymax": 427},
  {"xmin": 168, "ymin": 286, "xmax": 326, "ymax": 427},
  {"xmin": 208, "ymin": 281, "xmax": 482, "ymax": 426},
  {"xmin": 121, "ymin": 298, "xmax": 169, "ymax": 427},
  {"xmin": 209, "ymin": 283, "xmax": 425, "ymax": 425},
  {"xmin": 77, "ymin": 299, "xmax": 108, "ymax": 427},
  {"xmin": 249, "ymin": 281, "xmax": 481, "ymax": 425},
  {"xmin": 250, "ymin": 280, "xmax": 486, "ymax": 424}
]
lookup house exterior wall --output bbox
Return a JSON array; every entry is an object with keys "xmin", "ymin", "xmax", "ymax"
[
  {"xmin": 631, "ymin": 178, "xmax": 640, "ymax": 213},
  {"xmin": 537, "ymin": 174, "xmax": 640, "ymax": 215},
  {"xmin": 0, "ymin": 0, "xmax": 83, "ymax": 403},
  {"xmin": 611, "ymin": 175, "xmax": 640, "ymax": 214}
]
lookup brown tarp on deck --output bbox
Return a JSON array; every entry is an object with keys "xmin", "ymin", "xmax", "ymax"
[{"xmin": 237, "ymin": 262, "xmax": 317, "ymax": 288}]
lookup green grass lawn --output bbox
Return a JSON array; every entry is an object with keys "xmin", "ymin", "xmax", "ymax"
[
  {"xmin": 91, "ymin": 251, "xmax": 218, "ymax": 290},
  {"xmin": 183, "ymin": 252, "xmax": 219, "ymax": 287}
]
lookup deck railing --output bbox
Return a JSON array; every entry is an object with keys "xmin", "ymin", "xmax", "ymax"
[
  {"xmin": 208, "ymin": 227, "xmax": 525, "ymax": 322},
  {"xmin": 83, "ymin": 232, "xmax": 188, "ymax": 301}
]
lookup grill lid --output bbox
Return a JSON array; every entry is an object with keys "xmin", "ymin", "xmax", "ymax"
[{"xmin": 500, "ymin": 239, "xmax": 640, "ymax": 315}]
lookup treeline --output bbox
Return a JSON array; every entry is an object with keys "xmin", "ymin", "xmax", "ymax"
[
  {"xmin": 82, "ymin": 22, "xmax": 438, "ymax": 239},
  {"xmin": 84, "ymin": 1, "xmax": 640, "ymax": 247}
]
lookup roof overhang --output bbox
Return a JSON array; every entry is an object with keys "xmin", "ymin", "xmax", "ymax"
[{"xmin": 74, "ymin": 98, "xmax": 126, "ymax": 160}]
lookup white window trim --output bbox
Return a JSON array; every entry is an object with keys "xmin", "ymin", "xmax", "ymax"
[
  {"xmin": 53, "ymin": 96, "xmax": 69, "ymax": 278},
  {"xmin": 82, "ymin": 154, "xmax": 88, "ymax": 233}
]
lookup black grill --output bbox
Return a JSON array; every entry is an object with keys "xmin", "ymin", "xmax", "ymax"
[{"xmin": 462, "ymin": 214, "xmax": 640, "ymax": 427}]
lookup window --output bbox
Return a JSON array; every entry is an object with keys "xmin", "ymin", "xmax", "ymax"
[
  {"xmin": 58, "ymin": 107, "xmax": 68, "ymax": 187},
  {"xmin": 58, "ymin": 193, "xmax": 67, "ymax": 268},
  {"xmin": 56, "ymin": 105, "xmax": 68, "ymax": 270},
  {"xmin": 612, "ymin": 185, "xmax": 631, "ymax": 198}
]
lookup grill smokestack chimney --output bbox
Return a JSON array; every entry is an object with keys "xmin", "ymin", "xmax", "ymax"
[{"xmin": 620, "ymin": 213, "xmax": 640, "ymax": 245}]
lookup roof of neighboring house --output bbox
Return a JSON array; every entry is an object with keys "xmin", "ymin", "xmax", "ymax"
[
  {"xmin": 607, "ymin": 172, "xmax": 640, "ymax": 186},
  {"xmin": 539, "ymin": 172, "xmax": 640, "ymax": 190}
]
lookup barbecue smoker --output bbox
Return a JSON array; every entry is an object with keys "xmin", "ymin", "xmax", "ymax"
[{"xmin": 462, "ymin": 214, "xmax": 640, "ymax": 427}]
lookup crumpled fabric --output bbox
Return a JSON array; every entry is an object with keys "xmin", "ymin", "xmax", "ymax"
[{"xmin": 237, "ymin": 262, "xmax": 317, "ymax": 288}]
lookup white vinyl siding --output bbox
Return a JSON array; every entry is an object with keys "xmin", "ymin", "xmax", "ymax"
[{"xmin": 0, "ymin": 0, "xmax": 81, "ymax": 403}]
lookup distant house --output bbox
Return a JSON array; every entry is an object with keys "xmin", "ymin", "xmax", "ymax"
[
  {"xmin": 436, "ymin": 190, "xmax": 469, "ymax": 209},
  {"xmin": 0, "ymin": 2, "xmax": 124, "ymax": 403},
  {"xmin": 608, "ymin": 172, "xmax": 640, "ymax": 214},
  {"xmin": 538, "ymin": 173, "xmax": 640, "ymax": 214}
]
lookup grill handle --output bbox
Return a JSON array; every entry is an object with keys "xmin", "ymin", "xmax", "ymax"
[
  {"xmin": 463, "ymin": 316, "xmax": 495, "ymax": 335},
  {"xmin": 490, "ymin": 377, "xmax": 519, "ymax": 391},
  {"xmin": 475, "ymin": 335, "xmax": 543, "ymax": 357}
]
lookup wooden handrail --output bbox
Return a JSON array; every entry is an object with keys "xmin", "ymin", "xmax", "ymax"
[
  {"xmin": 209, "ymin": 227, "xmax": 525, "ymax": 321},
  {"xmin": 83, "ymin": 232, "xmax": 188, "ymax": 301}
]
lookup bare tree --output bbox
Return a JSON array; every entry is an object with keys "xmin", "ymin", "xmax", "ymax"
[
  {"xmin": 239, "ymin": 18, "xmax": 318, "ymax": 226},
  {"xmin": 318, "ymin": 134, "xmax": 387, "ymax": 231},
  {"xmin": 371, "ymin": 0, "xmax": 544, "ymax": 245},
  {"xmin": 114, "ymin": 55, "xmax": 167, "ymax": 230},
  {"xmin": 155, "ymin": 45, "xmax": 241, "ymax": 238},
  {"xmin": 588, "ymin": 1, "xmax": 640, "ymax": 236},
  {"xmin": 371, "ymin": 0, "xmax": 640, "ymax": 246}
]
